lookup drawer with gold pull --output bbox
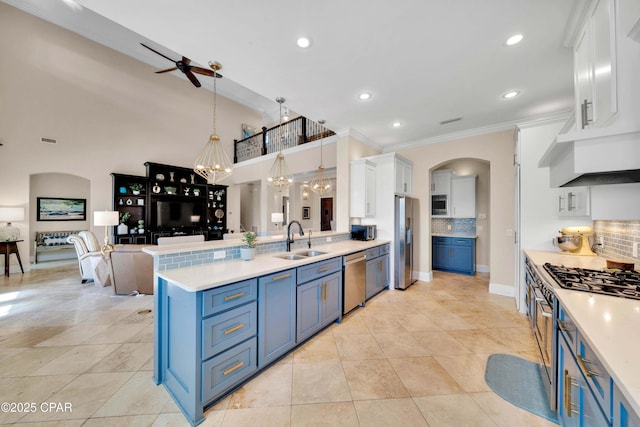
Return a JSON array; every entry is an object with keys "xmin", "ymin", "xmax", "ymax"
[
  {"xmin": 202, "ymin": 302, "xmax": 257, "ymax": 359},
  {"xmin": 202, "ymin": 337, "xmax": 257, "ymax": 403},
  {"xmin": 296, "ymin": 257, "xmax": 342, "ymax": 285},
  {"xmin": 202, "ymin": 278, "xmax": 257, "ymax": 317}
]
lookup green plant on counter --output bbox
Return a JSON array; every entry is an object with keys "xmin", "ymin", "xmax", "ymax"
[{"xmin": 241, "ymin": 232, "xmax": 258, "ymax": 248}]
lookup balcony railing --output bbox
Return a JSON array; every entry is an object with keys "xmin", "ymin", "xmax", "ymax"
[{"xmin": 234, "ymin": 116, "xmax": 335, "ymax": 163}]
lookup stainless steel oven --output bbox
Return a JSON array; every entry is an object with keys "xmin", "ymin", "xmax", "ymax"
[{"xmin": 525, "ymin": 256, "xmax": 557, "ymax": 411}]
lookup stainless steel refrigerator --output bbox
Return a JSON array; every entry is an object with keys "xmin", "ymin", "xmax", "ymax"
[{"xmin": 394, "ymin": 196, "xmax": 416, "ymax": 289}]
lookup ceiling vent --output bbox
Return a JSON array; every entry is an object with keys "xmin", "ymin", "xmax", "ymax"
[
  {"xmin": 40, "ymin": 137, "xmax": 57, "ymax": 144},
  {"xmin": 439, "ymin": 117, "xmax": 462, "ymax": 125}
]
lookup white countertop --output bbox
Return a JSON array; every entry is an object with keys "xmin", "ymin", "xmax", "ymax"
[
  {"xmin": 524, "ymin": 249, "xmax": 640, "ymax": 416},
  {"xmin": 154, "ymin": 239, "xmax": 389, "ymax": 292},
  {"xmin": 432, "ymin": 233, "xmax": 477, "ymax": 238}
]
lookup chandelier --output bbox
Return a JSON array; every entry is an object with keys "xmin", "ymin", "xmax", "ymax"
[
  {"xmin": 310, "ymin": 120, "xmax": 333, "ymax": 195},
  {"xmin": 194, "ymin": 61, "xmax": 233, "ymax": 184},
  {"xmin": 267, "ymin": 97, "xmax": 293, "ymax": 191}
]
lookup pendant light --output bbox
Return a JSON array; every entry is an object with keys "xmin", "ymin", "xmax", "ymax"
[
  {"xmin": 267, "ymin": 97, "xmax": 293, "ymax": 191},
  {"xmin": 310, "ymin": 120, "xmax": 333, "ymax": 195},
  {"xmin": 194, "ymin": 61, "xmax": 233, "ymax": 184}
]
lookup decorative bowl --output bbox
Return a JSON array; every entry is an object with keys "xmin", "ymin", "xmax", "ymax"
[{"xmin": 552, "ymin": 235, "xmax": 581, "ymax": 251}]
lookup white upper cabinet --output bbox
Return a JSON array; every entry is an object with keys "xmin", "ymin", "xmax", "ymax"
[
  {"xmin": 394, "ymin": 157, "xmax": 413, "ymax": 196},
  {"xmin": 431, "ymin": 170, "xmax": 452, "ymax": 195},
  {"xmin": 557, "ymin": 187, "xmax": 591, "ymax": 217},
  {"xmin": 574, "ymin": 0, "xmax": 617, "ymax": 130},
  {"xmin": 451, "ymin": 175, "xmax": 476, "ymax": 218},
  {"xmin": 350, "ymin": 159, "xmax": 376, "ymax": 217}
]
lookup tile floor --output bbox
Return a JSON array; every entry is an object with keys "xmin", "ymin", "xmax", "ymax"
[{"xmin": 0, "ymin": 261, "xmax": 558, "ymax": 426}]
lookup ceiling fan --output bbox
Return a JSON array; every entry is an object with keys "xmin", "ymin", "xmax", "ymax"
[{"xmin": 140, "ymin": 43, "xmax": 222, "ymax": 88}]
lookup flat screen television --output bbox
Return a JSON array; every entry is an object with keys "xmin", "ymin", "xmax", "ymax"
[{"xmin": 155, "ymin": 201, "xmax": 205, "ymax": 229}]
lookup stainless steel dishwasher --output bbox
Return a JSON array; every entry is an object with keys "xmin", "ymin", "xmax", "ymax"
[{"xmin": 343, "ymin": 251, "xmax": 366, "ymax": 314}]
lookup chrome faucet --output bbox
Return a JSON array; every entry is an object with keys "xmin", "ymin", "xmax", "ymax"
[
  {"xmin": 286, "ymin": 220, "xmax": 304, "ymax": 252},
  {"xmin": 307, "ymin": 230, "xmax": 312, "ymax": 249}
]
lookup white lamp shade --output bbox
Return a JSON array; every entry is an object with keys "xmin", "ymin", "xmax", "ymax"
[
  {"xmin": 94, "ymin": 211, "xmax": 119, "ymax": 226},
  {"xmin": 0, "ymin": 207, "xmax": 24, "ymax": 222},
  {"xmin": 271, "ymin": 212, "xmax": 284, "ymax": 223}
]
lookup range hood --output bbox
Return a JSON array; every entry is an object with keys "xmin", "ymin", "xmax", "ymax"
[{"xmin": 538, "ymin": 124, "xmax": 640, "ymax": 187}]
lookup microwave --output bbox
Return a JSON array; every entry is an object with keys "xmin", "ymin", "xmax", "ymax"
[
  {"xmin": 351, "ymin": 224, "xmax": 376, "ymax": 241},
  {"xmin": 432, "ymin": 194, "xmax": 448, "ymax": 216}
]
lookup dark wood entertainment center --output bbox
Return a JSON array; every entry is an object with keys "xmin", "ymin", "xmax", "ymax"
[{"xmin": 111, "ymin": 162, "xmax": 227, "ymax": 244}]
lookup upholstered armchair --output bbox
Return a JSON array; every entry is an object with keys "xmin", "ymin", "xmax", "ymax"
[
  {"xmin": 109, "ymin": 245, "xmax": 154, "ymax": 295},
  {"xmin": 67, "ymin": 231, "xmax": 111, "ymax": 286}
]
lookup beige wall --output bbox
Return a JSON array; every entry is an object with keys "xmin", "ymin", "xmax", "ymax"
[
  {"xmin": 0, "ymin": 4, "xmax": 261, "ymax": 264},
  {"xmin": 397, "ymin": 129, "xmax": 516, "ymax": 292}
]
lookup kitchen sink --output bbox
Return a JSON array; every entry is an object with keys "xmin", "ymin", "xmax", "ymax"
[
  {"xmin": 274, "ymin": 254, "xmax": 307, "ymax": 260},
  {"xmin": 295, "ymin": 250, "xmax": 328, "ymax": 257}
]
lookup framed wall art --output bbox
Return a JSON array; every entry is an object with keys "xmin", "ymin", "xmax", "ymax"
[
  {"xmin": 37, "ymin": 197, "xmax": 87, "ymax": 221},
  {"xmin": 302, "ymin": 206, "xmax": 311, "ymax": 220}
]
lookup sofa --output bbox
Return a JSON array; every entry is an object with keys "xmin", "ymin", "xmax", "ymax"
[
  {"xmin": 109, "ymin": 244, "xmax": 154, "ymax": 295},
  {"xmin": 34, "ymin": 230, "xmax": 80, "ymax": 263}
]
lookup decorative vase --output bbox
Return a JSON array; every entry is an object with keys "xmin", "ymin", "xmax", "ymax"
[
  {"xmin": 240, "ymin": 247, "xmax": 256, "ymax": 261},
  {"xmin": 117, "ymin": 223, "xmax": 128, "ymax": 235}
]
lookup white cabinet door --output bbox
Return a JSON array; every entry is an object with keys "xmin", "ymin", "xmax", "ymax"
[
  {"xmin": 574, "ymin": 0, "xmax": 617, "ymax": 130},
  {"xmin": 558, "ymin": 187, "xmax": 591, "ymax": 217},
  {"xmin": 431, "ymin": 170, "xmax": 452, "ymax": 195},
  {"xmin": 350, "ymin": 160, "xmax": 376, "ymax": 217},
  {"xmin": 451, "ymin": 176, "xmax": 476, "ymax": 218},
  {"xmin": 395, "ymin": 158, "xmax": 412, "ymax": 196}
]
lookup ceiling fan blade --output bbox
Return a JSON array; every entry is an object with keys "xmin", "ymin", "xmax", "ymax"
[
  {"xmin": 140, "ymin": 42, "xmax": 176, "ymax": 63},
  {"xmin": 181, "ymin": 56, "xmax": 191, "ymax": 66},
  {"xmin": 191, "ymin": 67, "xmax": 223, "ymax": 78},
  {"xmin": 155, "ymin": 67, "xmax": 178, "ymax": 74},
  {"xmin": 184, "ymin": 70, "xmax": 201, "ymax": 87}
]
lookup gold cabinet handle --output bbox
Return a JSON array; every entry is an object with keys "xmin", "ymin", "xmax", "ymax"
[
  {"xmin": 577, "ymin": 356, "xmax": 600, "ymax": 378},
  {"xmin": 224, "ymin": 292, "xmax": 246, "ymax": 301},
  {"xmin": 223, "ymin": 361, "xmax": 244, "ymax": 376},
  {"xmin": 557, "ymin": 319, "xmax": 571, "ymax": 333},
  {"xmin": 564, "ymin": 369, "xmax": 580, "ymax": 417},
  {"xmin": 223, "ymin": 323, "xmax": 245, "ymax": 335},
  {"xmin": 318, "ymin": 266, "xmax": 330, "ymax": 272},
  {"xmin": 273, "ymin": 273, "xmax": 291, "ymax": 281},
  {"xmin": 378, "ymin": 260, "xmax": 382, "ymax": 272}
]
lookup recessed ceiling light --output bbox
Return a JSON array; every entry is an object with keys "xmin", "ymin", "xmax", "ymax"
[
  {"xmin": 392, "ymin": 121, "xmax": 403, "ymax": 128},
  {"xmin": 502, "ymin": 90, "xmax": 520, "ymax": 99},
  {"xmin": 505, "ymin": 34, "xmax": 524, "ymax": 46},
  {"xmin": 358, "ymin": 92, "xmax": 372, "ymax": 101},
  {"xmin": 297, "ymin": 37, "xmax": 311, "ymax": 48}
]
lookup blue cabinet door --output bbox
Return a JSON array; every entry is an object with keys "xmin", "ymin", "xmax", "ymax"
[
  {"xmin": 432, "ymin": 241, "xmax": 450, "ymax": 270},
  {"xmin": 450, "ymin": 244, "xmax": 472, "ymax": 273},
  {"xmin": 376, "ymin": 254, "xmax": 390, "ymax": 292},
  {"xmin": 558, "ymin": 334, "xmax": 581, "ymax": 427},
  {"xmin": 321, "ymin": 271, "xmax": 342, "ymax": 327},
  {"xmin": 258, "ymin": 269, "xmax": 296, "ymax": 367},
  {"xmin": 365, "ymin": 258, "xmax": 378, "ymax": 299},
  {"xmin": 297, "ymin": 279, "xmax": 322, "ymax": 342}
]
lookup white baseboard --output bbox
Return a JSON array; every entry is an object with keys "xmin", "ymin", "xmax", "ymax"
[
  {"xmin": 476, "ymin": 264, "xmax": 489, "ymax": 273},
  {"xmin": 416, "ymin": 270, "xmax": 433, "ymax": 282},
  {"xmin": 489, "ymin": 282, "xmax": 515, "ymax": 297}
]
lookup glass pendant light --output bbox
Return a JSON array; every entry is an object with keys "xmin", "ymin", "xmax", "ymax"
[
  {"xmin": 267, "ymin": 97, "xmax": 293, "ymax": 191},
  {"xmin": 310, "ymin": 120, "xmax": 333, "ymax": 195},
  {"xmin": 194, "ymin": 61, "xmax": 233, "ymax": 184}
]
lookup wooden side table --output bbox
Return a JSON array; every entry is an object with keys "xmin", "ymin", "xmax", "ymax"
[{"xmin": 1, "ymin": 240, "xmax": 24, "ymax": 277}]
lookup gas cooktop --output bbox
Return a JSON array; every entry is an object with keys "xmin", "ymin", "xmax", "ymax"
[{"xmin": 543, "ymin": 263, "xmax": 640, "ymax": 300}]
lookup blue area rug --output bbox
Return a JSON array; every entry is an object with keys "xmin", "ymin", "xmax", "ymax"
[{"xmin": 485, "ymin": 354, "xmax": 559, "ymax": 424}]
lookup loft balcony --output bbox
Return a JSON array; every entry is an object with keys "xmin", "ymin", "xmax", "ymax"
[{"xmin": 234, "ymin": 116, "xmax": 335, "ymax": 163}]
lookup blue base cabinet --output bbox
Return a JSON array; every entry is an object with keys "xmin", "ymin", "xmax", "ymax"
[
  {"xmin": 258, "ymin": 269, "xmax": 296, "ymax": 367},
  {"xmin": 365, "ymin": 244, "xmax": 390, "ymax": 300},
  {"xmin": 614, "ymin": 384, "xmax": 640, "ymax": 427},
  {"xmin": 296, "ymin": 258, "xmax": 342, "ymax": 343},
  {"xmin": 432, "ymin": 236, "xmax": 475, "ymax": 275}
]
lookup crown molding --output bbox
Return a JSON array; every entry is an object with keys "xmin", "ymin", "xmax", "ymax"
[
  {"xmin": 562, "ymin": 0, "xmax": 592, "ymax": 48},
  {"xmin": 385, "ymin": 110, "xmax": 572, "ymax": 152},
  {"xmin": 335, "ymin": 127, "xmax": 383, "ymax": 151}
]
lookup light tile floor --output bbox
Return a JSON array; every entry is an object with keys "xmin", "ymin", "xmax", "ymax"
[{"xmin": 0, "ymin": 261, "xmax": 557, "ymax": 426}]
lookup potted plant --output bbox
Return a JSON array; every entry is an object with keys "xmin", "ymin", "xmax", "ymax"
[
  {"xmin": 130, "ymin": 183, "xmax": 144, "ymax": 195},
  {"xmin": 118, "ymin": 212, "xmax": 131, "ymax": 235},
  {"xmin": 240, "ymin": 232, "xmax": 258, "ymax": 261}
]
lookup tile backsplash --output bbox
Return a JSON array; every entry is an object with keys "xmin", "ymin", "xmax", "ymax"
[
  {"xmin": 593, "ymin": 220, "xmax": 640, "ymax": 263},
  {"xmin": 431, "ymin": 218, "xmax": 476, "ymax": 235}
]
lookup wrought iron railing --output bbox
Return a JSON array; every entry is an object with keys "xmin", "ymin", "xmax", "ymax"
[{"xmin": 234, "ymin": 116, "xmax": 335, "ymax": 163}]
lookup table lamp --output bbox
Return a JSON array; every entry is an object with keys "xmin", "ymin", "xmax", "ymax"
[
  {"xmin": 271, "ymin": 212, "xmax": 284, "ymax": 230},
  {"xmin": 0, "ymin": 207, "xmax": 24, "ymax": 242},
  {"xmin": 94, "ymin": 211, "xmax": 119, "ymax": 254}
]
